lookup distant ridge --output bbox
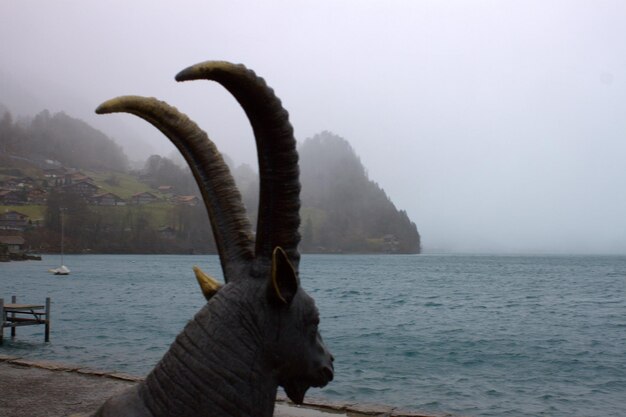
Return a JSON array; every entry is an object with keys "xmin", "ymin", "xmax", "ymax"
[
  {"xmin": 0, "ymin": 108, "xmax": 420, "ymax": 254},
  {"xmin": 299, "ymin": 131, "xmax": 421, "ymax": 254}
]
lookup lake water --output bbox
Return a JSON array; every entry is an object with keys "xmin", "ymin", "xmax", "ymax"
[{"xmin": 1, "ymin": 254, "xmax": 625, "ymax": 416}]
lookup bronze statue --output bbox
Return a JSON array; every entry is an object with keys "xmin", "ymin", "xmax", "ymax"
[{"xmin": 92, "ymin": 61, "xmax": 334, "ymax": 417}]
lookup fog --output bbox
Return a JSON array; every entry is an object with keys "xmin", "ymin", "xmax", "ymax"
[{"xmin": 2, "ymin": 1, "xmax": 625, "ymax": 254}]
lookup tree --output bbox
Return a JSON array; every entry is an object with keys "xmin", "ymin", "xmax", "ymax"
[
  {"xmin": 0, "ymin": 111, "xmax": 14, "ymax": 153},
  {"xmin": 143, "ymin": 154, "xmax": 198, "ymax": 195}
]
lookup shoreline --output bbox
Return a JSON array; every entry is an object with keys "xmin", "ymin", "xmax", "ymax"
[{"xmin": 0, "ymin": 354, "xmax": 444, "ymax": 417}]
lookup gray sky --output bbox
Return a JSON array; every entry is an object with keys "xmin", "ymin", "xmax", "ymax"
[{"xmin": 2, "ymin": 0, "xmax": 625, "ymax": 254}]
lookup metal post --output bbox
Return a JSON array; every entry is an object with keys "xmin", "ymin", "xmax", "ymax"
[
  {"xmin": 11, "ymin": 295, "xmax": 16, "ymax": 338},
  {"xmin": 44, "ymin": 297, "xmax": 51, "ymax": 342}
]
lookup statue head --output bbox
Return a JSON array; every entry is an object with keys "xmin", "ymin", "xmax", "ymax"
[{"xmin": 95, "ymin": 61, "xmax": 333, "ymax": 414}]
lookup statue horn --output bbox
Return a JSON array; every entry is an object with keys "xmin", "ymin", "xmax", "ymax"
[
  {"xmin": 176, "ymin": 61, "xmax": 301, "ymax": 271},
  {"xmin": 95, "ymin": 96, "xmax": 254, "ymax": 282}
]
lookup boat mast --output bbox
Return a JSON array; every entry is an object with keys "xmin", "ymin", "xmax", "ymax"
[{"xmin": 60, "ymin": 208, "xmax": 65, "ymax": 266}]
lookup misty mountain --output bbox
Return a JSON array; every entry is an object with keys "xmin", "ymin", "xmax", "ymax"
[
  {"xmin": 299, "ymin": 131, "xmax": 421, "ymax": 253},
  {"xmin": 1, "ymin": 109, "xmax": 128, "ymax": 172},
  {"xmin": 1, "ymin": 106, "xmax": 420, "ymax": 253},
  {"xmin": 224, "ymin": 131, "xmax": 421, "ymax": 253}
]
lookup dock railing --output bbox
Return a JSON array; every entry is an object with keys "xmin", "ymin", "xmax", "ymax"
[{"xmin": 0, "ymin": 296, "xmax": 51, "ymax": 344}]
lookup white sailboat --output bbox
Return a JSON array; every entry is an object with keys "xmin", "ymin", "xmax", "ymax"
[
  {"xmin": 49, "ymin": 208, "xmax": 70, "ymax": 275},
  {"xmin": 50, "ymin": 264, "xmax": 70, "ymax": 275}
]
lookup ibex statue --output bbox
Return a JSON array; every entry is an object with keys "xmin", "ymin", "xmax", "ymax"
[{"xmin": 93, "ymin": 61, "xmax": 334, "ymax": 417}]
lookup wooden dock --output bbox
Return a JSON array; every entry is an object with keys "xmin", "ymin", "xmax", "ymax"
[{"xmin": 0, "ymin": 296, "xmax": 51, "ymax": 344}]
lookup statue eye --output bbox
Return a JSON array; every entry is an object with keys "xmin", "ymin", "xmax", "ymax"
[{"xmin": 304, "ymin": 313, "xmax": 319, "ymax": 329}]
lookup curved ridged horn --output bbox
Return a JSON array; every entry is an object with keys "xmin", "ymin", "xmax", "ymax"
[
  {"xmin": 175, "ymin": 61, "xmax": 301, "ymax": 270},
  {"xmin": 95, "ymin": 96, "xmax": 254, "ymax": 282}
]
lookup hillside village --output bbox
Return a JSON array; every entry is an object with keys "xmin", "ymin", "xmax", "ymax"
[
  {"xmin": 0, "ymin": 166, "xmax": 199, "ymax": 208},
  {"xmin": 0, "ymin": 108, "xmax": 421, "ymax": 258},
  {"xmin": 0, "ymin": 160, "xmax": 207, "ymax": 260}
]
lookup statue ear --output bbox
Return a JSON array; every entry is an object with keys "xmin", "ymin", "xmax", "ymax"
[{"xmin": 268, "ymin": 246, "xmax": 299, "ymax": 306}]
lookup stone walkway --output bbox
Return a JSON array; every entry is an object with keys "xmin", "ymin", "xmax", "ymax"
[{"xmin": 0, "ymin": 354, "xmax": 444, "ymax": 417}]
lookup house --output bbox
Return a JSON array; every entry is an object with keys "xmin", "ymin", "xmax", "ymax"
[
  {"xmin": 62, "ymin": 180, "xmax": 100, "ymax": 197},
  {"xmin": 173, "ymin": 195, "xmax": 200, "ymax": 206},
  {"xmin": 17, "ymin": 176, "xmax": 36, "ymax": 187},
  {"xmin": 0, "ymin": 176, "xmax": 37, "ymax": 192},
  {"xmin": 90, "ymin": 192, "xmax": 126, "ymax": 206},
  {"xmin": 157, "ymin": 185, "xmax": 174, "ymax": 194},
  {"xmin": 27, "ymin": 188, "xmax": 48, "ymax": 204},
  {"xmin": 0, "ymin": 235, "xmax": 25, "ymax": 253},
  {"xmin": 43, "ymin": 167, "xmax": 68, "ymax": 186},
  {"xmin": 64, "ymin": 172, "xmax": 94, "ymax": 185},
  {"xmin": 0, "ymin": 211, "xmax": 30, "ymax": 231},
  {"xmin": 0, "ymin": 177, "xmax": 20, "ymax": 191},
  {"xmin": 73, "ymin": 172, "xmax": 91, "ymax": 181},
  {"xmin": 43, "ymin": 167, "xmax": 68, "ymax": 178},
  {"xmin": 130, "ymin": 191, "xmax": 160, "ymax": 205},
  {"xmin": 0, "ymin": 190, "xmax": 27, "ymax": 205}
]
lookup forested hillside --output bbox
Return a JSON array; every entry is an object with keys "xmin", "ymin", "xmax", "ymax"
[
  {"xmin": 0, "ymin": 109, "xmax": 127, "ymax": 171},
  {"xmin": 299, "ymin": 132, "xmax": 420, "ymax": 253},
  {"xmin": 221, "ymin": 131, "xmax": 422, "ymax": 253},
  {"xmin": 1, "ymin": 107, "xmax": 420, "ymax": 254}
]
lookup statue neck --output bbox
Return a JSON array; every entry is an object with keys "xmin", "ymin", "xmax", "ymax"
[{"xmin": 139, "ymin": 293, "xmax": 277, "ymax": 417}]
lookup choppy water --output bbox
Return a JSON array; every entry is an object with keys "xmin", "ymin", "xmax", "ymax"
[{"xmin": 1, "ymin": 254, "xmax": 625, "ymax": 416}]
